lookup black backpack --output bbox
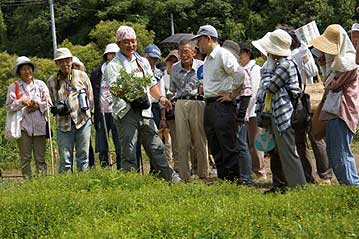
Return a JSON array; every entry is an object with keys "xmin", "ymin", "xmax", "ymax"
[{"xmin": 289, "ymin": 61, "xmax": 312, "ymax": 131}]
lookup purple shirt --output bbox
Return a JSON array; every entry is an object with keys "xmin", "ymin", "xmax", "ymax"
[{"xmin": 6, "ymin": 79, "xmax": 51, "ymax": 136}]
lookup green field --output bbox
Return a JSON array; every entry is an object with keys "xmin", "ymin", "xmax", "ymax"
[{"xmin": 1, "ymin": 169, "xmax": 359, "ymax": 239}]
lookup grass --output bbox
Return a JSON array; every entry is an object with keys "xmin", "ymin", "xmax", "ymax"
[{"xmin": 1, "ymin": 169, "xmax": 359, "ymax": 238}]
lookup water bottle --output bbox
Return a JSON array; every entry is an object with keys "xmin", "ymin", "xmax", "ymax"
[{"xmin": 78, "ymin": 89, "xmax": 89, "ymax": 111}]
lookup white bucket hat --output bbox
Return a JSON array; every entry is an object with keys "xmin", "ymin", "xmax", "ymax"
[
  {"xmin": 54, "ymin": 47, "xmax": 73, "ymax": 61},
  {"xmin": 103, "ymin": 43, "xmax": 120, "ymax": 55},
  {"xmin": 252, "ymin": 32, "xmax": 271, "ymax": 57},
  {"xmin": 14, "ymin": 56, "xmax": 36, "ymax": 76},
  {"xmin": 253, "ymin": 29, "xmax": 292, "ymax": 57}
]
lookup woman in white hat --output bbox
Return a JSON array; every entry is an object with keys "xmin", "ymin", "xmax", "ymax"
[
  {"xmin": 253, "ymin": 29, "xmax": 307, "ymax": 189},
  {"xmin": 6, "ymin": 56, "xmax": 51, "ymax": 179},
  {"xmin": 310, "ymin": 24, "xmax": 359, "ymax": 186}
]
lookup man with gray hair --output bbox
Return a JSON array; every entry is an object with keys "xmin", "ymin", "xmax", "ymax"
[
  {"xmin": 104, "ymin": 26, "xmax": 180, "ymax": 182},
  {"xmin": 170, "ymin": 39, "xmax": 209, "ymax": 181},
  {"xmin": 193, "ymin": 25, "xmax": 247, "ymax": 181}
]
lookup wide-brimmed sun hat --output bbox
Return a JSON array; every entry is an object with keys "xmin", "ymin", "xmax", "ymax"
[
  {"xmin": 251, "ymin": 32, "xmax": 271, "ymax": 57},
  {"xmin": 14, "ymin": 56, "xmax": 36, "ymax": 76},
  {"xmin": 165, "ymin": 50, "xmax": 179, "ymax": 62},
  {"xmin": 310, "ymin": 24, "xmax": 340, "ymax": 55},
  {"xmin": 254, "ymin": 29, "xmax": 292, "ymax": 57}
]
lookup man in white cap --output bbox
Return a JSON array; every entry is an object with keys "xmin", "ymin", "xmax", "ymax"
[
  {"xmin": 253, "ymin": 29, "xmax": 306, "ymax": 190},
  {"xmin": 104, "ymin": 26, "xmax": 180, "ymax": 182},
  {"xmin": 47, "ymin": 47, "xmax": 94, "ymax": 173},
  {"xmin": 193, "ymin": 24, "xmax": 247, "ymax": 181},
  {"xmin": 90, "ymin": 43, "xmax": 122, "ymax": 169}
]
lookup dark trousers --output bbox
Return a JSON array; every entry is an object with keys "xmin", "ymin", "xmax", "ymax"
[
  {"xmin": 269, "ymin": 149, "xmax": 287, "ymax": 188},
  {"xmin": 295, "ymin": 126, "xmax": 317, "ymax": 183},
  {"xmin": 149, "ymin": 102, "xmax": 161, "ymax": 173},
  {"xmin": 89, "ymin": 138, "xmax": 95, "ymax": 168},
  {"xmin": 95, "ymin": 112, "xmax": 122, "ymax": 169},
  {"xmin": 308, "ymin": 131, "xmax": 332, "ymax": 179},
  {"xmin": 204, "ymin": 101, "xmax": 240, "ymax": 181}
]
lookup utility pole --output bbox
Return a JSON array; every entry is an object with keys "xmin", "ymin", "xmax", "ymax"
[
  {"xmin": 49, "ymin": 0, "xmax": 57, "ymax": 57},
  {"xmin": 170, "ymin": 13, "xmax": 174, "ymax": 35}
]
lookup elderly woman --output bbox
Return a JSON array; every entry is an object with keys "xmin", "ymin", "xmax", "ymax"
[
  {"xmin": 311, "ymin": 24, "xmax": 359, "ymax": 186},
  {"xmin": 253, "ymin": 29, "xmax": 307, "ymax": 188},
  {"xmin": 6, "ymin": 56, "xmax": 51, "ymax": 179}
]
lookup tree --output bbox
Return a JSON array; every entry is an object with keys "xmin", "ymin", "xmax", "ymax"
[
  {"xmin": 0, "ymin": 8, "xmax": 7, "ymax": 51},
  {"xmin": 89, "ymin": 20, "xmax": 155, "ymax": 54}
]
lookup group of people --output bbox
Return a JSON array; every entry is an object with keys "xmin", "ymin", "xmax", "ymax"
[{"xmin": 6, "ymin": 22, "xmax": 359, "ymax": 191}]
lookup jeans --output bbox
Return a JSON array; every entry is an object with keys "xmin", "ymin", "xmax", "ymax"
[
  {"xmin": 236, "ymin": 124, "xmax": 253, "ymax": 184},
  {"xmin": 57, "ymin": 119, "xmax": 91, "ymax": 173},
  {"xmin": 326, "ymin": 118, "xmax": 359, "ymax": 186},
  {"xmin": 95, "ymin": 112, "xmax": 121, "ymax": 169}
]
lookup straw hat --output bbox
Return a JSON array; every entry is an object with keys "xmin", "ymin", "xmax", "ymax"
[
  {"xmin": 310, "ymin": 24, "xmax": 340, "ymax": 55},
  {"xmin": 14, "ymin": 56, "xmax": 36, "ymax": 76}
]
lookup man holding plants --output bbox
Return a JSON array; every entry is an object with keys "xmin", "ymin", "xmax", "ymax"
[{"xmin": 104, "ymin": 26, "xmax": 180, "ymax": 182}]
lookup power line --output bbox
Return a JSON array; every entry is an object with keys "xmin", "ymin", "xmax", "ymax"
[{"xmin": 0, "ymin": 0, "xmax": 46, "ymax": 7}]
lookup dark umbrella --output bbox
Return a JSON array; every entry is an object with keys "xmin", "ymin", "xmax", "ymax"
[{"xmin": 159, "ymin": 33, "xmax": 195, "ymax": 48}]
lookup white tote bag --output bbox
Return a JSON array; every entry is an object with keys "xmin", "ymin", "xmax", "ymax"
[
  {"xmin": 322, "ymin": 90, "xmax": 342, "ymax": 115},
  {"xmin": 5, "ymin": 109, "xmax": 23, "ymax": 140}
]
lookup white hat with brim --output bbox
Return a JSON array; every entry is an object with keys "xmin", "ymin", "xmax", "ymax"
[
  {"xmin": 310, "ymin": 24, "xmax": 340, "ymax": 55},
  {"xmin": 72, "ymin": 56, "xmax": 85, "ymax": 68},
  {"xmin": 103, "ymin": 43, "xmax": 120, "ymax": 55},
  {"xmin": 252, "ymin": 32, "xmax": 271, "ymax": 57},
  {"xmin": 349, "ymin": 23, "xmax": 359, "ymax": 33},
  {"xmin": 256, "ymin": 29, "xmax": 292, "ymax": 57},
  {"xmin": 54, "ymin": 47, "xmax": 73, "ymax": 61},
  {"xmin": 14, "ymin": 56, "xmax": 36, "ymax": 76}
]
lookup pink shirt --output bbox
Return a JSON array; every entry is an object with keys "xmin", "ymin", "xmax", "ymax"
[
  {"xmin": 6, "ymin": 79, "xmax": 51, "ymax": 136},
  {"xmin": 320, "ymin": 69, "xmax": 359, "ymax": 133}
]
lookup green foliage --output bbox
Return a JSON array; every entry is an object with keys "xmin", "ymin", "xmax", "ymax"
[
  {"xmin": 89, "ymin": 20, "xmax": 155, "ymax": 55},
  {"xmin": 1, "ymin": 170, "xmax": 359, "ymax": 238},
  {"xmin": 111, "ymin": 68, "xmax": 153, "ymax": 101}
]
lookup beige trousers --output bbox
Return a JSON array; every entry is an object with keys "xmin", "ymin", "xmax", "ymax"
[
  {"xmin": 175, "ymin": 100, "xmax": 208, "ymax": 180},
  {"xmin": 17, "ymin": 131, "xmax": 47, "ymax": 179}
]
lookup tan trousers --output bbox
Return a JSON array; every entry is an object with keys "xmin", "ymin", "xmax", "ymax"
[
  {"xmin": 175, "ymin": 100, "xmax": 208, "ymax": 180},
  {"xmin": 17, "ymin": 131, "xmax": 47, "ymax": 179}
]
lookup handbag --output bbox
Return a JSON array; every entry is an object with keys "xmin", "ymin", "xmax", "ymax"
[
  {"xmin": 255, "ymin": 129, "xmax": 275, "ymax": 152},
  {"xmin": 322, "ymin": 90, "xmax": 342, "ymax": 115},
  {"xmin": 311, "ymin": 95, "xmax": 327, "ymax": 141},
  {"xmin": 5, "ymin": 81, "xmax": 22, "ymax": 140},
  {"xmin": 289, "ymin": 61, "xmax": 312, "ymax": 131}
]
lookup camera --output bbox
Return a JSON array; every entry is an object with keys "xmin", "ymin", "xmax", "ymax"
[{"xmin": 50, "ymin": 100, "xmax": 70, "ymax": 116}]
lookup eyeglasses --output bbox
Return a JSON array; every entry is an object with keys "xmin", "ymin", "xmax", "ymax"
[{"xmin": 178, "ymin": 49, "xmax": 193, "ymax": 55}]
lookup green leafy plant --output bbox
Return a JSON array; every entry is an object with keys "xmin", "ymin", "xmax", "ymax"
[{"xmin": 110, "ymin": 68, "xmax": 152, "ymax": 102}]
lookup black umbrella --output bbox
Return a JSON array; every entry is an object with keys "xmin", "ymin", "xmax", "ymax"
[{"xmin": 159, "ymin": 33, "xmax": 195, "ymax": 48}]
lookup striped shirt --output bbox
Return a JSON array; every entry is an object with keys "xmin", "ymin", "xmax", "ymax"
[
  {"xmin": 256, "ymin": 57, "xmax": 301, "ymax": 133},
  {"xmin": 47, "ymin": 69, "xmax": 94, "ymax": 132}
]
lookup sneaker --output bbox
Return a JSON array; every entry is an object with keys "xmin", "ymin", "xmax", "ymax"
[{"xmin": 171, "ymin": 172, "xmax": 182, "ymax": 183}]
